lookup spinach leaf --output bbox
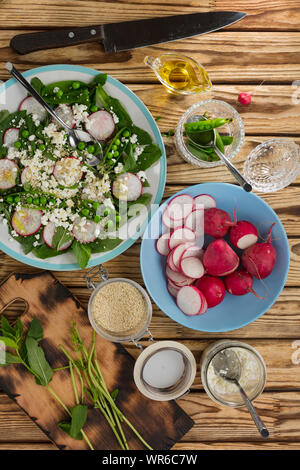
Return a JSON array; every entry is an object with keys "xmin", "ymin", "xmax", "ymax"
[
  {"xmin": 72, "ymin": 240, "xmax": 91, "ymax": 269},
  {"xmin": 0, "ymin": 110, "xmax": 27, "ymax": 142},
  {"xmin": 127, "ymin": 193, "xmax": 152, "ymax": 207},
  {"xmin": 33, "ymin": 244, "xmax": 63, "ymax": 259},
  {"xmin": 25, "ymin": 336, "xmax": 53, "ymax": 386},
  {"xmin": 135, "ymin": 144, "xmax": 162, "ymax": 171},
  {"xmin": 0, "ymin": 351, "xmax": 23, "ymax": 367},
  {"xmin": 0, "ymin": 336, "xmax": 17, "ymax": 349},
  {"xmin": 96, "ymin": 85, "xmax": 132, "ymax": 129},
  {"xmin": 52, "ymin": 227, "xmax": 74, "ymax": 252},
  {"xmin": 30, "ymin": 77, "xmax": 45, "ymax": 95},
  {"xmin": 0, "ymin": 110, "xmax": 9, "ymax": 126},
  {"xmin": 27, "ymin": 317, "xmax": 43, "ymax": 342},
  {"xmin": 14, "ymin": 234, "xmax": 39, "ymax": 255},
  {"xmin": 123, "ymin": 144, "xmax": 137, "ymax": 173},
  {"xmin": 90, "ymin": 73, "xmax": 107, "ymax": 87},
  {"xmin": 87, "ymin": 237, "xmax": 122, "ymax": 254},
  {"xmin": 130, "ymin": 125, "xmax": 152, "ymax": 145},
  {"xmin": 1, "ymin": 316, "xmax": 16, "ymax": 339},
  {"xmin": 58, "ymin": 404, "xmax": 88, "ymax": 440}
]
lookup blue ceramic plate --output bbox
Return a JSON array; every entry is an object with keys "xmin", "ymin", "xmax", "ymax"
[
  {"xmin": 140, "ymin": 183, "xmax": 290, "ymax": 332},
  {"xmin": 0, "ymin": 65, "xmax": 166, "ymax": 270}
]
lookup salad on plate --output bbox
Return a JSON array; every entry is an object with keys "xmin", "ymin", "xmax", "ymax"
[{"xmin": 0, "ymin": 72, "xmax": 162, "ymax": 268}]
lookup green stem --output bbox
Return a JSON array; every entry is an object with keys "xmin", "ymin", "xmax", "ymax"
[{"xmin": 69, "ymin": 360, "xmax": 79, "ymax": 405}]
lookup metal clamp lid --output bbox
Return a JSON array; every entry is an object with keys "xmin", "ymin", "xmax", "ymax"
[{"xmin": 84, "ymin": 264, "xmax": 109, "ymax": 290}]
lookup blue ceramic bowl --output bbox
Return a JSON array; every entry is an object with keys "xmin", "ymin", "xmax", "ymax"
[{"xmin": 140, "ymin": 183, "xmax": 290, "ymax": 332}]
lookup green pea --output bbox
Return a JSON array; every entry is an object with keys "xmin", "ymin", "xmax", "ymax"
[
  {"xmin": 56, "ymin": 89, "xmax": 63, "ymax": 98},
  {"xmin": 93, "ymin": 215, "xmax": 100, "ymax": 223},
  {"xmin": 87, "ymin": 145, "xmax": 95, "ymax": 154},
  {"xmin": 49, "ymin": 198, "xmax": 56, "ymax": 205},
  {"xmin": 106, "ymin": 220, "xmax": 114, "ymax": 230},
  {"xmin": 113, "ymin": 151, "xmax": 119, "ymax": 157},
  {"xmin": 26, "ymin": 196, "xmax": 33, "ymax": 204},
  {"xmin": 6, "ymin": 195, "xmax": 13, "ymax": 203},
  {"xmin": 107, "ymin": 152, "xmax": 113, "ymax": 159},
  {"xmin": 112, "ymin": 145, "xmax": 117, "ymax": 151},
  {"xmin": 33, "ymin": 197, "xmax": 40, "ymax": 206},
  {"xmin": 81, "ymin": 208, "xmax": 89, "ymax": 217},
  {"xmin": 104, "ymin": 208, "xmax": 110, "ymax": 217},
  {"xmin": 90, "ymin": 105, "xmax": 98, "ymax": 113},
  {"xmin": 39, "ymin": 144, "xmax": 46, "ymax": 151},
  {"xmin": 40, "ymin": 196, "xmax": 47, "ymax": 205},
  {"xmin": 92, "ymin": 202, "xmax": 99, "ymax": 210},
  {"xmin": 115, "ymin": 138, "xmax": 121, "ymax": 146},
  {"xmin": 122, "ymin": 130, "xmax": 130, "ymax": 138},
  {"xmin": 109, "ymin": 159, "xmax": 114, "ymax": 165},
  {"xmin": 21, "ymin": 130, "xmax": 29, "ymax": 139},
  {"xmin": 72, "ymin": 81, "xmax": 81, "ymax": 89},
  {"xmin": 14, "ymin": 141, "xmax": 22, "ymax": 149},
  {"xmin": 14, "ymin": 195, "xmax": 21, "ymax": 203},
  {"xmin": 116, "ymin": 215, "xmax": 121, "ymax": 223},
  {"xmin": 77, "ymin": 142, "xmax": 85, "ymax": 150}
]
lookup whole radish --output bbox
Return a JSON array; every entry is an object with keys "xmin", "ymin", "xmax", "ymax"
[
  {"xmin": 203, "ymin": 239, "xmax": 239, "ymax": 277},
  {"xmin": 204, "ymin": 202, "xmax": 237, "ymax": 238},
  {"xmin": 229, "ymin": 220, "xmax": 258, "ymax": 250},
  {"xmin": 195, "ymin": 275, "xmax": 225, "ymax": 308},
  {"xmin": 241, "ymin": 223, "xmax": 276, "ymax": 279},
  {"xmin": 224, "ymin": 269, "xmax": 262, "ymax": 298}
]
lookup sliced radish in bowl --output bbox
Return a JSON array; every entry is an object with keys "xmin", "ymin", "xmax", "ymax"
[
  {"xmin": 167, "ymin": 194, "xmax": 194, "ymax": 221},
  {"xmin": 181, "ymin": 245, "xmax": 204, "ymax": 261},
  {"xmin": 168, "ymin": 227, "xmax": 196, "ymax": 250},
  {"xmin": 3, "ymin": 127, "xmax": 19, "ymax": 147},
  {"xmin": 165, "ymin": 265, "xmax": 194, "ymax": 286},
  {"xmin": 162, "ymin": 207, "xmax": 183, "ymax": 230},
  {"xmin": 184, "ymin": 208, "xmax": 204, "ymax": 239},
  {"xmin": 11, "ymin": 207, "xmax": 42, "ymax": 236},
  {"xmin": 53, "ymin": 157, "xmax": 82, "ymax": 187},
  {"xmin": 72, "ymin": 217, "xmax": 98, "ymax": 243},
  {"xmin": 167, "ymin": 280, "xmax": 180, "ymax": 297},
  {"xmin": 180, "ymin": 256, "xmax": 204, "ymax": 279},
  {"xmin": 156, "ymin": 232, "xmax": 170, "ymax": 256},
  {"xmin": 0, "ymin": 159, "xmax": 18, "ymax": 189},
  {"xmin": 194, "ymin": 194, "xmax": 216, "ymax": 209},
  {"xmin": 43, "ymin": 222, "xmax": 73, "ymax": 251},
  {"xmin": 85, "ymin": 110, "xmax": 115, "ymax": 141},
  {"xmin": 172, "ymin": 243, "xmax": 192, "ymax": 271},
  {"xmin": 112, "ymin": 172, "xmax": 142, "ymax": 202},
  {"xmin": 167, "ymin": 249, "xmax": 179, "ymax": 272},
  {"xmin": 18, "ymin": 96, "xmax": 47, "ymax": 122},
  {"xmin": 177, "ymin": 286, "xmax": 206, "ymax": 316}
]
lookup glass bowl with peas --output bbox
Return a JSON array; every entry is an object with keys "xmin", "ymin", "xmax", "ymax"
[{"xmin": 175, "ymin": 99, "xmax": 245, "ymax": 168}]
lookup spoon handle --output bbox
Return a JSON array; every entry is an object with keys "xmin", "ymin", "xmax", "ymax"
[
  {"xmin": 235, "ymin": 379, "xmax": 269, "ymax": 438},
  {"xmin": 5, "ymin": 62, "xmax": 71, "ymax": 132},
  {"xmin": 213, "ymin": 145, "xmax": 252, "ymax": 192}
]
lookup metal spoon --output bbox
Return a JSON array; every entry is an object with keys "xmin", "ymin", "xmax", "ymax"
[
  {"xmin": 212, "ymin": 349, "xmax": 269, "ymax": 438},
  {"xmin": 5, "ymin": 62, "xmax": 103, "ymax": 166},
  {"xmin": 187, "ymin": 114, "xmax": 252, "ymax": 192}
]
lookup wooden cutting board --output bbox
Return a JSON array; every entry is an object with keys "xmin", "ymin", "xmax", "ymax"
[{"xmin": 0, "ymin": 271, "xmax": 194, "ymax": 450}]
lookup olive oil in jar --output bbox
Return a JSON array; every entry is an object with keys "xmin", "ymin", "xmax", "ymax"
[{"xmin": 145, "ymin": 54, "xmax": 212, "ymax": 95}]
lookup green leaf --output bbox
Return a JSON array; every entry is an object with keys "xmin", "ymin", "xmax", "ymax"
[
  {"xmin": 96, "ymin": 85, "xmax": 132, "ymax": 129},
  {"xmin": 0, "ymin": 336, "xmax": 17, "ymax": 349},
  {"xmin": 52, "ymin": 226, "xmax": 74, "ymax": 251},
  {"xmin": 0, "ymin": 351, "xmax": 23, "ymax": 367},
  {"xmin": 87, "ymin": 237, "xmax": 122, "ymax": 254},
  {"xmin": 30, "ymin": 77, "xmax": 44, "ymax": 95},
  {"xmin": 32, "ymin": 244, "xmax": 61, "ymax": 259},
  {"xmin": 130, "ymin": 125, "xmax": 152, "ymax": 145},
  {"xmin": 72, "ymin": 241, "xmax": 91, "ymax": 269},
  {"xmin": 58, "ymin": 404, "xmax": 88, "ymax": 440},
  {"xmin": 15, "ymin": 318, "xmax": 23, "ymax": 343},
  {"xmin": 25, "ymin": 336, "xmax": 53, "ymax": 386},
  {"xmin": 1, "ymin": 316, "xmax": 16, "ymax": 339},
  {"xmin": 0, "ymin": 110, "xmax": 9, "ymax": 126},
  {"xmin": 123, "ymin": 144, "xmax": 137, "ymax": 173},
  {"xmin": 27, "ymin": 317, "xmax": 43, "ymax": 342},
  {"xmin": 91, "ymin": 73, "xmax": 107, "ymax": 87},
  {"xmin": 135, "ymin": 144, "xmax": 162, "ymax": 171},
  {"xmin": 111, "ymin": 388, "xmax": 119, "ymax": 400}
]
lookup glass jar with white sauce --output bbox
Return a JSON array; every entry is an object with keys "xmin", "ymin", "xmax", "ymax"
[{"xmin": 200, "ymin": 340, "xmax": 266, "ymax": 407}]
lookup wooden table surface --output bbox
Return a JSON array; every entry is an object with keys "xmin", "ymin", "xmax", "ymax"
[{"xmin": 0, "ymin": 0, "xmax": 300, "ymax": 451}]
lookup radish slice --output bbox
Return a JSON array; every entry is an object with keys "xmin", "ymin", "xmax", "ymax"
[
  {"xmin": 112, "ymin": 172, "xmax": 142, "ymax": 201},
  {"xmin": 53, "ymin": 104, "xmax": 74, "ymax": 128},
  {"xmin": 198, "ymin": 296, "xmax": 208, "ymax": 315},
  {"xmin": 3, "ymin": 127, "xmax": 19, "ymax": 147},
  {"xmin": 184, "ymin": 208, "xmax": 204, "ymax": 239},
  {"xmin": 167, "ymin": 280, "xmax": 179, "ymax": 298},
  {"xmin": 194, "ymin": 194, "xmax": 216, "ymax": 209},
  {"xmin": 181, "ymin": 245, "xmax": 204, "ymax": 261},
  {"xmin": 162, "ymin": 207, "xmax": 183, "ymax": 230},
  {"xmin": 168, "ymin": 278, "xmax": 181, "ymax": 291},
  {"xmin": 0, "ymin": 159, "xmax": 18, "ymax": 189},
  {"xmin": 165, "ymin": 265, "xmax": 194, "ymax": 286},
  {"xmin": 85, "ymin": 110, "xmax": 115, "ymax": 141},
  {"xmin": 20, "ymin": 166, "xmax": 32, "ymax": 186},
  {"xmin": 167, "ymin": 194, "xmax": 194, "ymax": 221},
  {"xmin": 156, "ymin": 232, "xmax": 170, "ymax": 256},
  {"xmin": 172, "ymin": 243, "xmax": 192, "ymax": 271},
  {"xmin": 181, "ymin": 257, "xmax": 205, "ymax": 279},
  {"xmin": 18, "ymin": 96, "xmax": 47, "ymax": 122},
  {"xmin": 229, "ymin": 220, "xmax": 259, "ymax": 250},
  {"xmin": 53, "ymin": 157, "xmax": 82, "ymax": 187},
  {"xmin": 11, "ymin": 207, "xmax": 42, "ymax": 236},
  {"xmin": 43, "ymin": 222, "xmax": 73, "ymax": 251},
  {"xmin": 168, "ymin": 227, "xmax": 196, "ymax": 250},
  {"xmin": 72, "ymin": 217, "xmax": 98, "ymax": 243},
  {"xmin": 177, "ymin": 286, "xmax": 204, "ymax": 316},
  {"xmin": 167, "ymin": 250, "xmax": 179, "ymax": 272}
]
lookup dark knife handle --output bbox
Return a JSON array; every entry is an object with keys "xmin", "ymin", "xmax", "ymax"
[{"xmin": 10, "ymin": 26, "xmax": 104, "ymax": 55}]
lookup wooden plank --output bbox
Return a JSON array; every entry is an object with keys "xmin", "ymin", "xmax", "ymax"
[
  {"xmin": 1, "ymin": 31, "xmax": 300, "ymax": 83},
  {"xmin": 1, "ymin": 391, "xmax": 300, "ymax": 443},
  {"xmin": 173, "ymin": 441, "xmax": 300, "ymax": 449},
  {"xmin": 125, "ymin": 339, "xmax": 300, "ymax": 391},
  {"xmin": 0, "ymin": 0, "xmax": 299, "ymax": 31}
]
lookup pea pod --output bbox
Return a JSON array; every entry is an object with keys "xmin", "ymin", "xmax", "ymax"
[
  {"xmin": 184, "ymin": 118, "xmax": 233, "ymax": 134},
  {"xmin": 103, "ymin": 127, "xmax": 131, "ymax": 163},
  {"xmin": 220, "ymin": 135, "xmax": 234, "ymax": 146},
  {"xmin": 215, "ymin": 130, "xmax": 225, "ymax": 154},
  {"xmin": 5, "ymin": 192, "xmax": 57, "ymax": 210}
]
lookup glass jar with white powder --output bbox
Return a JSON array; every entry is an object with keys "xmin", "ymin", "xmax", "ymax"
[{"xmin": 200, "ymin": 340, "xmax": 266, "ymax": 407}]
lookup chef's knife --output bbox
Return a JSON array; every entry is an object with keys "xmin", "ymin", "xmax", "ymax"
[{"xmin": 10, "ymin": 11, "xmax": 246, "ymax": 55}]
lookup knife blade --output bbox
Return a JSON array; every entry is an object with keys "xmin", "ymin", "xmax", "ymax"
[{"xmin": 10, "ymin": 11, "xmax": 246, "ymax": 55}]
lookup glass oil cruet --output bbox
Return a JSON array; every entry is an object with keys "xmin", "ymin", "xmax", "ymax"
[{"xmin": 144, "ymin": 53, "xmax": 212, "ymax": 95}]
